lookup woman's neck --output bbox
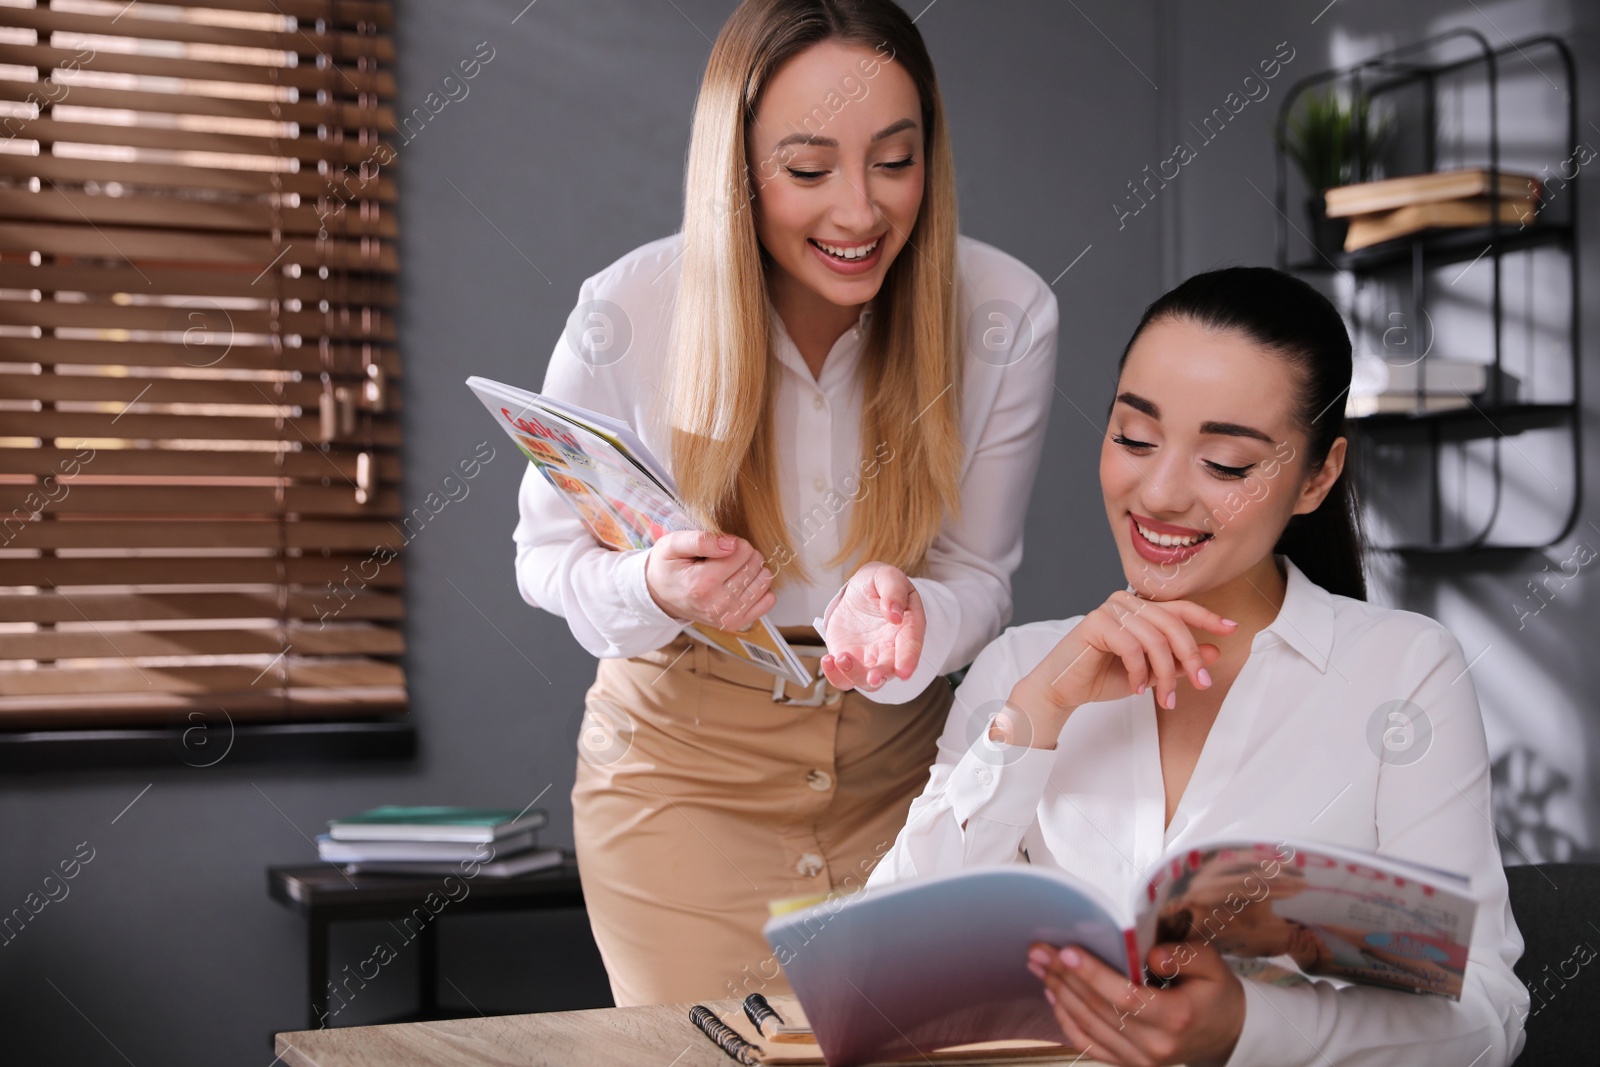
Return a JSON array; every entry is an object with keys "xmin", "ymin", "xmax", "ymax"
[
  {"xmin": 767, "ymin": 266, "xmax": 865, "ymax": 380},
  {"xmin": 1185, "ymin": 554, "xmax": 1288, "ymax": 663}
]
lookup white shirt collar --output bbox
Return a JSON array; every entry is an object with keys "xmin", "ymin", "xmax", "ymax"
[
  {"xmin": 763, "ymin": 288, "xmax": 873, "ymax": 383},
  {"xmin": 1255, "ymin": 554, "xmax": 1336, "ymax": 674}
]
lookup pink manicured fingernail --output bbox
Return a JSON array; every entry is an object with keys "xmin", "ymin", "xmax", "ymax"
[
  {"xmin": 1059, "ymin": 947, "xmax": 1082, "ymax": 968},
  {"xmin": 838, "ymin": 653, "xmax": 851, "ymax": 670},
  {"xmin": 1027, "ymin": 961, "xmax": 1045, "ymax": 979},
  {"xmin": 1043, "ymin": 986, "xmax": 1057, "ymax": 1006},
  {"xmin": 1164, "ymin": 690, "xmax": 1177, "ymax": 710},
  {"xmin": 1135, "ymin": 684, "xmax": 1145, "ymax": 695},
  {"xmin": 1197, "ymin": 668, "xmax": 1212, "ymax": 688},
  {"xmin": 1222, "ymin": 618, "xmax": 1238, "ymax": 627},
  {"xmin": 1028, "ymin": 946, "xmax": 1053, "ymax": 966}
]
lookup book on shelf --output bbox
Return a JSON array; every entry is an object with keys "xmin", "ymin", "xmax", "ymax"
[
  {"xmin": 466, "ymin": 375, "xmax": 812, "ymax": 688},
  {"xmin": 764, "ymin": 839, "xmax": 1474, "ymax": 1066},
  {"xmin": 1343, "ymin": 196, "xmax": 1535, "ymax": 252},
  {"xmin": 1350, "ymin": 355, "xmax": 1488, "ymax": 397},
  {"xmin": 315, "ymin": 828, "xmax": 541, "ymax": 864},
  {"xmin": 339, "ymin": 847, "xmax": 565, "ymax": 879},
  {"xmin": 1324, "ymin": 167, "xmax": 1542, "ymax": 218},
  {"xmin": 327, "ymin": 805, "xmax": 548, "ymax": 843},
  {"xmin": 1346, "ymin": 393, "xmax": 1476, "ymax": 418}
]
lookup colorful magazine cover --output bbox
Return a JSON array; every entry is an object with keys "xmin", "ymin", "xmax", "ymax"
[
  {"xmin": 1145, "ymin": 841, "xmax": 1471, "ymax": 998},
  {"xmin": 466, "ymin": 376, "xmax": 812, "ymax": 688},
  {"xmin": 765, "ymin": 837, "xmax": 1475, "ymax": 1066}
]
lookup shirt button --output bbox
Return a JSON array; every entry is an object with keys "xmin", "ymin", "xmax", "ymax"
[
  {"xmin": 813, "ymin": 395, "xmax": 825, "ymax": 410},
  {"xmin": 796, "ymin": 852, "xmax": 825, "ymax": 878},
  {"xmin": 975, "ymin": 767, "xmax": 994, "ymax": 786},
  {"xmin": 806, "ymin": 769, "xmax": 833, "ymax": 792},
  {"xmin": 812, "ymin": 476, "xmax": 826, "ymax": 493}
]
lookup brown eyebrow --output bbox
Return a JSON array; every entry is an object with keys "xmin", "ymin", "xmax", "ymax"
[
  {"xmin": 1200, "ymin": 420, "xmax": 1275, "ymax": 444},
  {"xmin": 772, "ymin": 117, "xmax": 918, "ymax": 151},
  {"xmin": 1114, "ymin": 392, "xmax": 1276, "ymax": 445},
  {"xmin": 1114, "ymin": 392, "xmax": 1158, "ymax": 418}
]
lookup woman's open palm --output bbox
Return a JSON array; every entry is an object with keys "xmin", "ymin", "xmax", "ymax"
[{"xmin": 820, "ymin": 562, "xmax": 924, "ymax": 692}]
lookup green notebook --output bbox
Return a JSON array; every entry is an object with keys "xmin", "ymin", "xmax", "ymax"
[{"xmin": 328, "ymin": 805, "xmax": 547, "ymax": 843}]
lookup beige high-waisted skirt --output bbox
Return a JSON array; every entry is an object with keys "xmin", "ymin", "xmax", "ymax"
[{"xmin": 571, "ymin": 628, "xmax": 953, "ymax": 1007}]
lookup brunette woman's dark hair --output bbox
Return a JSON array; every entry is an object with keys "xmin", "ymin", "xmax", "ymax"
[{"xmin": 1117, "ymin": 267, "xmax": 1367, "ymax": 600}]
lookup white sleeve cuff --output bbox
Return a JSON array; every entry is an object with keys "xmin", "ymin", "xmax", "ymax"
[
  {"xmin": 817, "ymin": 584, "xmax": 846, "ymax": 633},
  {"xmin": 616, "ymin": 546, "xmax": 688, "ymax": 628},
  {"xmin": 946, "ymin": 736, "xmax": 1057, "ymax": 828}
]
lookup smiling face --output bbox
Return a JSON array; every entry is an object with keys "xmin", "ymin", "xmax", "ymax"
[
  {"xmin": 1100, "ymin": 316, "xmax": 1346, "ymax": 600},
  {"xmin": 744, "ymin": 39, "xmax": 925, "ymax": 309}
]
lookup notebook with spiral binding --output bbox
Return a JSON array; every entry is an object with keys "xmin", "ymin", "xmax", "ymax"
[{"xmin": 687, "ymin": 996, "xmax": 1079, "ymax": 1066}]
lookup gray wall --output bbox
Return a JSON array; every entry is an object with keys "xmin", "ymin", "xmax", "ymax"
[
  {"xmin": 0, "ymin": 2, "xmax": 1592, "ymax": 1064},
  {"xmin": 0, "ymin": 2, "xmax": 1153, "ymax": 1063},
  {"xmin": 1155, "ymin": 0, "xmax": 1600, "ymax": 862}
]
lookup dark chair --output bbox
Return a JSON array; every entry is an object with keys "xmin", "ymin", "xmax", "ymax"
[{"xmin": 1505, "ymin": 862, "xmax": 1600, "ymax": 1066}]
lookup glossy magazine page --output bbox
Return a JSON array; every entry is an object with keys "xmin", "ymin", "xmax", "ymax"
[
  {"xmin": 1140, "ymin": 839, "xmax": 1474, "ymax": 999},
  {"xmin": 466, "ymin": 376, "xmax": 811, "ymax": 687}
]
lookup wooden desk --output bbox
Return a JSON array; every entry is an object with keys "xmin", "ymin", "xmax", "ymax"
[{"xmin": 274, "ymin": 994, "xmax": 1105, "ymax": 1067}]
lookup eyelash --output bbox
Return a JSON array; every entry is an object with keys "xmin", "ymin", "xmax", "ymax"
[
  {"xmin": 784, "ymin": 158, "xmax": 916, "ymax": 180},
  {"xmin": 1207, "ymin": 461, "xmax": 1254, "ymax": 480},
  {"xmin": 1110, "ymin": 433, "xmax": 1256, "ymax": 481}
]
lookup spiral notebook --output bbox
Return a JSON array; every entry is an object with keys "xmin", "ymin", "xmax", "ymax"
[{"xmin": 688, "ymin": 996, "xmax": 1089, "ymax": 1066}]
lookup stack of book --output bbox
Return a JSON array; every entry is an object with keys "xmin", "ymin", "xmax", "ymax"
[
  {"xmin": 1346, "ymin": 355, "xmax": 1498, "ymax": 418},
  {"xmin": 1325, "ymin": 168, "xmax": 1541, "ymax": 252},
  {"xmin": 316, "ymin": 805, "xmax": 560, "ymax": 878}
]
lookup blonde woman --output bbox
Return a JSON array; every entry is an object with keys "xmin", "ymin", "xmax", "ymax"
[{"xmin": 513, "ymin": 0, "xmax": 1058, "ymax": 1006}]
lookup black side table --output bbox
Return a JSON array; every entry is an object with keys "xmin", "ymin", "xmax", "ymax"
[{"xmin": 268, "ymin": 852, "xmax": 585, "ymax": 1030}]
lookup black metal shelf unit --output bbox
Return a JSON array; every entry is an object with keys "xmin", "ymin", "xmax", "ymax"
[{"xmin": 1272, "ymin": 30, "xmax": 1581, "ymax": 553}]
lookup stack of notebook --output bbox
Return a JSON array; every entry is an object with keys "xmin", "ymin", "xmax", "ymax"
[
  {"xmin": 1345, "ymin": 354, "xmax": 1503, "ymax": 418},
  {"xmin": 1324, "ymin": 167, "xmax": 1541, "ymax": 252},
  {"xmin": 316, "ymin": 805, "xmax": 560, "ymax": 878}
]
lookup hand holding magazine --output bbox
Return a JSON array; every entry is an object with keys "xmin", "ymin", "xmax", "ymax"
[
  {"xmin": 764, "ymin": 838, "xmax": 1474, "ymax": 1066},
  {"xmin": 467, "ymin": 376, "xmax": 812, "ymax": 687}
]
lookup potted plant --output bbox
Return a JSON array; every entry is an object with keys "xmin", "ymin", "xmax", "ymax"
[{"xmin": 1279, "ymin": 88, "xmax": 1392, "ymax": 257}]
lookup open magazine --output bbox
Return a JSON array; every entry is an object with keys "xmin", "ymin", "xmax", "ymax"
[
  {"xmin": 764, "ymin": 838, "xmax": 1475, "ymax": 1066},
  {"xmin": 466, "ymin": 376, "xmax": 812, "ymax": 687}
]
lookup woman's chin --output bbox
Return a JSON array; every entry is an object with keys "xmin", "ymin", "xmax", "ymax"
[{"xmin": 1120, "ymin": 553, "xmax": 1200, "ymax": 601}]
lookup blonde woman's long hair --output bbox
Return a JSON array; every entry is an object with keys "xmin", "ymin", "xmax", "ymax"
[{"xmin": 664, "ymin": 0, "xmax": 964, "ymax": 589}]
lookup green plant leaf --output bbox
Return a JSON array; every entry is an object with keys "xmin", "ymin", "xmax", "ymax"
[{"xmin": 1277, "ymin": 87, "xmax": 1392, "ymax": 194}]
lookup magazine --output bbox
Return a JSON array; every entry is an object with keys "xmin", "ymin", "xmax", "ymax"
[
  {"xmin": 466, "ymin": 376, "xmax": 812, "ymax": 687},
  {"xmin": 764, "ymin": 838, "xmax": 1475, "ymax": 1066}
]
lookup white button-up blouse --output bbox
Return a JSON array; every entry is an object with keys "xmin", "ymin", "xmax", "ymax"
[
  {"xmin": 512, "ymin": 231, "xmax": 1060, "ymax": 703},
  {"xmin": 866, "ymin": 558, "xmax": 1528, "ymax": 1066}
]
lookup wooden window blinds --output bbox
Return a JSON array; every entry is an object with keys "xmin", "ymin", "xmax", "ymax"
[{"xmin": 0, "ymin": 0, "xmax": 404, "ymax": 730}]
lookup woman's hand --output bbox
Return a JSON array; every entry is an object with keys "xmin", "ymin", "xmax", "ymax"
[
  {"xmin": 1000, "ymin": 591, "xmax": 1237, "ymax": 748},
  {"xmin": 820, "ymin": 562, "xmax": 924, "ymax": 692},
  {"xmin": 644, "ymin": 530, "xmax": 774, "ymax": 631},
  {"xmin": 1027, "ymin": 940, "xmax": 1245, "ymax": 1067}
]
